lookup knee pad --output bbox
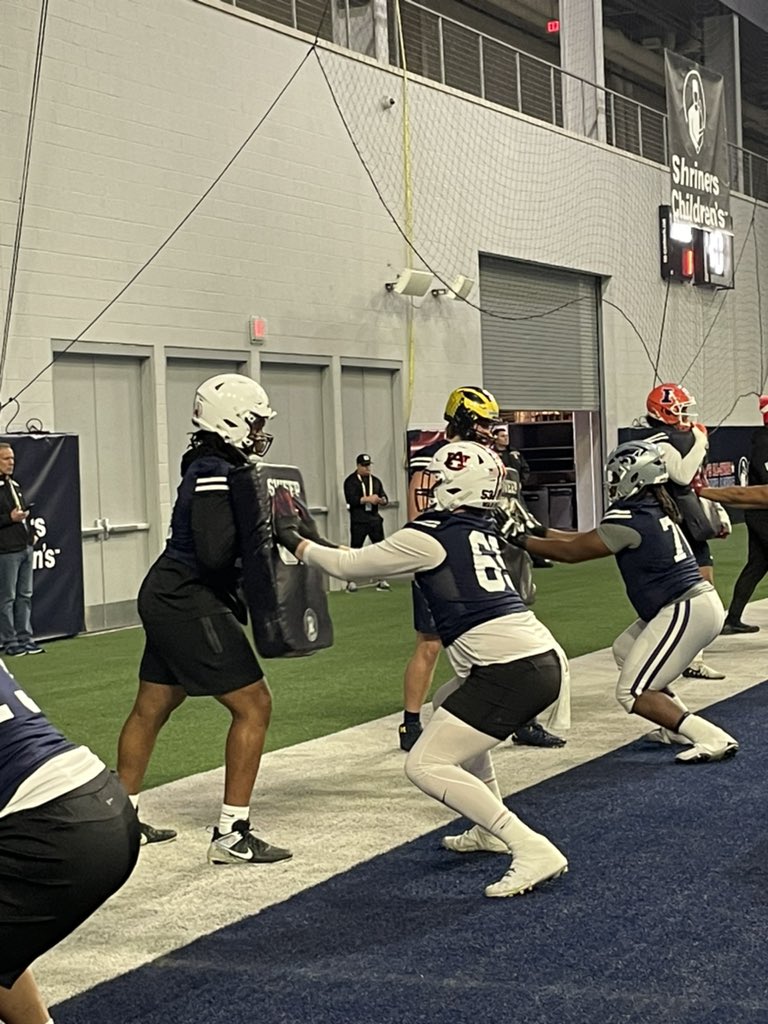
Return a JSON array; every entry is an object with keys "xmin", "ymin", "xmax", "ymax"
[
  {"xmin": 615, "ymin": 682, "xmax": 635, "ymax": 714},
  {"xmin": 611, "ymin": 638, "xmax": 625, "ymax": 668}
]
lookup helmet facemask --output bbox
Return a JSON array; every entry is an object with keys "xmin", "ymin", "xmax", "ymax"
[{"xmin": 243, "ymin": 414, "xmax": 273, "ymax": 457}]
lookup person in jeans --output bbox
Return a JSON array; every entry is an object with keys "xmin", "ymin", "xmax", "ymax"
[{"xmin": 0, "ymin": 444, "xmax": 42, "ymax": 656}]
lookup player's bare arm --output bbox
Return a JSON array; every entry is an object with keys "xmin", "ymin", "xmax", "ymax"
[
  {"xmin": 699, "ymin": 484, "xmax": 768, "ymax": 508},
  {"xmin": 525, "ymin": 529, "xmax": 613, "ymax": 564}
]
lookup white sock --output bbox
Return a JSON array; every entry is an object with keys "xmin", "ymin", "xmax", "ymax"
[
  {"xmin": 491, "ymin": 809, "xmax": 558, "ymax": 858},
  {"xmin": 219, "ymin": 804, "xmax": 250, "ymax": 834},
  {"xmin": 677, "ymin": 713, "xmax": 731, "ymax": 746}
]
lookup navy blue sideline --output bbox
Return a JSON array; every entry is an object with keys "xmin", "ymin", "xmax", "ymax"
[{"xmin": 54, "ymin": 681, "xmax": 768, "ymax": 1024}]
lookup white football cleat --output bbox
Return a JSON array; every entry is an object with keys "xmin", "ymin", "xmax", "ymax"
[
  {"xmin": 442, "ymin": 825, "xmax": 508, "ymax": 854},
  {"xmin": 682, "ymin": 662, "xmax": 726, "ymax": 680},
  {"xmin": 643, "ymin": 727, "xmax": 689, "ymax": 746},
  {"xmin": 675, "ymin": 738, "xmax": 739, "ymax": 764},
  {"xmin": 484, "ymin": 847, "xmax": 568, "ymax": 898}
]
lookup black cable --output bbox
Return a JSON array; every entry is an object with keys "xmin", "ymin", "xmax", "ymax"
[
  {"xmin": 679, "ymin": 194, "xmax": 760, "ymax": 385},
  {"xmin": 4, "ymin": 32, "xmax": 324, "ymax": 410},
  {"xmin": 2, "ymin": 400, "xmax": 21, "ymax": 434},
  {"xmin": 651, "ymin": 278, "xmax": 671, "ymax": 386},
  {"xmin": 314, "ymin": 48, "xmax": 659, "ymax": 368},
  {"xmin": 0, "ymin": 0, "xmax": 49, "ymax": 392}
]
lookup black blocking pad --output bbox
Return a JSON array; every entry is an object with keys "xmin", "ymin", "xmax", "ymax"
[{"xmin": 229, "ymin": 462, "xmax": 333, "ymax": 658}]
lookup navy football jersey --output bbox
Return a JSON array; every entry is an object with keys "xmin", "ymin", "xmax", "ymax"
[
  {"xmin": 165, "ymin": 452, "xmax": 235, "ymax": 571},
  {"xmin": 598, "ymin": 496, "xmax": 703, "ymax": 622},
  {"xmin": 406, "ymin": 510, "xmax": 527, "ymax": 647},
  {"xmin": 408, "ymin": 436, "xmax": 447, "ymax": 480},
  {"xmin": 0, "ymin": 663, "xmax": 74, "ymax": 813}
]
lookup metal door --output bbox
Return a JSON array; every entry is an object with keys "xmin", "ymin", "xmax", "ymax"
[{"xmin": 53, "ymin": 354, "xmax": 151, "ymax": 630}]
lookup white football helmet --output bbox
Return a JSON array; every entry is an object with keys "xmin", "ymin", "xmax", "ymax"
[
  {"xmin": 605, "ymin": 440, "xmax": 669, "ymax": 501},
  {"xmin": 426, "ymin": 441, "xmax": 506, "ymax": 512},
  {"xmin": 192, "ymin": 374, "xmax": 275, "ymax": 456}
]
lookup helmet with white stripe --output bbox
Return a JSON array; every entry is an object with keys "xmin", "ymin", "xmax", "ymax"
[
  {"xmin": 192, "ymin": 374, "xmax": 275, "ymax": 456},
  {"xmin": 605, "ymin": 440, "xmax": 668, "ymax": 501}
]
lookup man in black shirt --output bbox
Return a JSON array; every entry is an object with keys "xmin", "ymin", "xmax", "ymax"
[{"xmin": 342, "ymin": 454, "xmax": 390, "ymax": 592}]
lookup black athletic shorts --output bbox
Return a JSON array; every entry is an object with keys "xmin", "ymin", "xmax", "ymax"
[
  {"xmin": 680, "ymin": 523, "xmax": 713, "ymax": 568},
  {"xmin": 0, "ymin": 769, "xmax": 140, "ymax": 989},
  {"xmin": 441, "ymin": 650, "xmax": 562, "ymax": 740},
  {"xmin": 411, "ymin": 581, "xmax": 438, "ymax": 636},
  {"xmin": 350, "ymin": 518, "xmax": 384, "ymax": 548},
  {"xmin": 139, "ymin": 611, "xmax": 263, "ymax": 696}
]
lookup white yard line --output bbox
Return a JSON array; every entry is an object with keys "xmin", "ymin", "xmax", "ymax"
[{"xmin": 40, "ymin": 602, "xmax": 768, "ymax": 1006}]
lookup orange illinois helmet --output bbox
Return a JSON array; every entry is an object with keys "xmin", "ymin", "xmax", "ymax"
[{"xmin": 646, "ymin": 383, "xmax": 698, "ymax": 430}]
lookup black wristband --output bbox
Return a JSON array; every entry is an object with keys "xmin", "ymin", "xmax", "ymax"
[{"xmin": 530, "ymin": 524, "xmax": 548, "ymax": 538}]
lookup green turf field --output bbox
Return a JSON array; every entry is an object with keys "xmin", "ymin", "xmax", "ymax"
[{"xmin": 11, "ymin": 525, "xmax": 766, "ymax": 788}]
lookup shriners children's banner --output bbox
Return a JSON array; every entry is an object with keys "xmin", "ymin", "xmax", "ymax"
[
  {"xmin": 0, "ymin": 434, "xmax": 85, "ymax": 640},
  {"xmin": 664, "ymin": 51, "xmax": 732, "ymax": 231}
]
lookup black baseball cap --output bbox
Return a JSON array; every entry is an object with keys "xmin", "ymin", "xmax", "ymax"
[{"xmin": 356, "ymin": 453, "xmax": 372, "ymax": 465}]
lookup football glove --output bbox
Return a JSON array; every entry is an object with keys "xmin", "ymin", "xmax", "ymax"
[
  {"xmin": 292, "ymin": 493, "xmax": 333, "ymax": 546},
  {"xmin": 271, "ymin": 486, "xmax": 338, "ymax": 550},
  {"xmin": 493, "ymin": 502, "xmax": 527, "ymax": 541},
  {"xmin": 714, "ymin": 501, "xmax": 732, "ymax": 538}
]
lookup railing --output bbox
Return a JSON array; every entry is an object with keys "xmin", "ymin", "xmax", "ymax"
[
  {"xmin": 396, "ymin": 0, "xmax": 768, "ymax": 203},
  {"xmin": 219, "ymin": 0, "xmax": 768, "ymax": 204}
]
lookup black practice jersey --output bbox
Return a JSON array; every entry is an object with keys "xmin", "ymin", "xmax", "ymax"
[
  {"xmin": 598, "ymin": 496, "xmax": 703, "ymax": 621},
  {"xmin": 406, "ymin": 509, "xmax": 527, "ymax": 646},
  {"xmin": 143, "ymin": 441, "xmax": 245, "ymax": 620}
]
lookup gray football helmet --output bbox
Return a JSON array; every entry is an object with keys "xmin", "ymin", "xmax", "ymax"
[{"xmin": 605, "ymin": 440, "xmax": 669, "ymax": 501}]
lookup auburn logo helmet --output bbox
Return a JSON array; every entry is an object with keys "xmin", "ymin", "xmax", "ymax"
[
  {"xmin": 444, "ymin": 386, "xmax": 501, "ymax": 443},
  {"xmin": 646, "ymin": 383, "xmax": 698, "ymax": 430},
  {"xmin": 426, "ymin": 441, "xmax": 506, "ymax": 512}
]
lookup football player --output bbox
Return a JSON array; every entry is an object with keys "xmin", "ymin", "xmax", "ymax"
[
  {"xmin": 275, "ymin": 441, "xmax": 570, "ymax": 899},
  {"xmin": 644, "ymin": 383, "xmax": 726, "ymax": 680},
  {"xmin": 398, "ymin": 386, "xmax": 503, "ymax": 752},
  {"xmin": 513, "ymin": 439, "xmax": 738, "ymax": 764},
  {"xmin": 0, "ymin": 662, "xmax": 139, "ymax": 1024},
  {"xmin": 116, "ymin": 374, "xmax": 292, "ymax": 866}
]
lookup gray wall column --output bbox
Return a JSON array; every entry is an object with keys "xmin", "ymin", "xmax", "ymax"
[
  {"xmin": 703, "ymin": 14, "xmax": 743, "ymax": 192},
  {"xmin": 559, "ymin": 0, "xmax": 606, "ymax": 142}
]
